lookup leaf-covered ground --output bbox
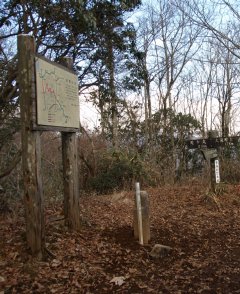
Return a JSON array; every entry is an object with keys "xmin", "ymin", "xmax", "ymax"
[{"xmin": 0, "ymin": 184, "xmax": 240, "ymax": 293}]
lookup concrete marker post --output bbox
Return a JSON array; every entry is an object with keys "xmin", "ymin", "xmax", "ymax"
[
  {"xmin": 135, "ymin": 182, "xmax": 143, "ymax": 245},
  {"xmin": 135, "ymin": 182, "xmax": 144, "ymax": 245}
]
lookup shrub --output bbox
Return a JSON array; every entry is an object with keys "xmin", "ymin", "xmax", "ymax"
[{"xmin": 88, "ymin": 150, "xmax": 146, "ymax": 194}]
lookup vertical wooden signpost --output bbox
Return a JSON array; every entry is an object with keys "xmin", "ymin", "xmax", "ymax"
[
  {"xmin": 18, "ymin": 35, "xmax": 80, "ymax": 258},
  {"xmin": 185, "ymin": 132, "xmax": 240, "ymax": 192},
  {"xmin": 210, "ymin": 157, "xmax": 220, "ymax": 192},
  {"xmin": 201, "ymin": 149, "xmax": 219, "ymax": 192}
]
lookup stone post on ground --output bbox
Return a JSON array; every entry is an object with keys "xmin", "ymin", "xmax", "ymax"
[{"xmin": 133, "ymin": 191, "xmax": 150, "ymax": 245}]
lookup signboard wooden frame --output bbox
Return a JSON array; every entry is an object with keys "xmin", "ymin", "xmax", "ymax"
[{"xmin": 18, "ymin": 34, "xmax": 81, "ymax": 259}]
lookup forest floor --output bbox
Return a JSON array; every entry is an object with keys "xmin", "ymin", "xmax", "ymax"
[{"xmin": 0, "ymin": 183, "xmax": 240, "ymax": 293}]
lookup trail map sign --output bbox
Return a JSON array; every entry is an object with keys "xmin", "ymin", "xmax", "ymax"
[
  {"xmin": 18, "ymin": 35, "xmax": 81, "ymax": 258},
  {"xmin": 35, "ymin": 56, "xmax": 79, "ymax": 128}
]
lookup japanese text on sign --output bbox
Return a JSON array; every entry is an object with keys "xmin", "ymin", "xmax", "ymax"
[{"xmin": 35, "ymin": 57, "xmax": 79, "ymax": 128}]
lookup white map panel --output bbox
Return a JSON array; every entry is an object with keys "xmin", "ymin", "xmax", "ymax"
[{"xmin": 35, "ymin": 57, "xmax": 79, "ymax": 128}]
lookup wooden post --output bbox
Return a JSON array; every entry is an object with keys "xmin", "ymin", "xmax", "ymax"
[
  {"xmin": 208, "ymin": 130, "xmax": 220, "ymax": 192},
  {"xmin": 141, "ymin": 191, "xmax": 150, "ymax": 243},
  {"xmin": 18, "ymin": 34, "xmax": 45, "ymax": 259},
  {"xmin": 62, "ymin": 132, "xmax": 81, "ymax": 229},
  {"xmin": 135, "ymin": 183, "xmax": 143, "ymax": 245},
  {"xmin": 133, "ymin": 190, "xmax": 150, "ymax": 245},
  {"xmin": 61, "ymin": 58, "xmax": 81, "ymax": 230},
  {"xmin": 210, "ymin": 157, "xmax": 220, "ymax": 193}
]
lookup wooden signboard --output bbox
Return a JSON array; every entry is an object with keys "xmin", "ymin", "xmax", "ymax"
[
  {"xmin": 184, "ymin": 135, "xmax": 240, "ymax": 192},
  {"xmin": 186, "ymin": 136, "xmax": 240, "ymax": 149},
  {"xmin": 35, "ymin": 56, "xmax": 79, "ymax": 129},
  {"xmin": 18, "ymin": 35, "xmax": 81, "ymax": 259}
]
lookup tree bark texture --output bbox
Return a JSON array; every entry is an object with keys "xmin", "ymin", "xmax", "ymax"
[{"xmin": 107, "ymin": 40, "xmax": 119, "ymax": 150}]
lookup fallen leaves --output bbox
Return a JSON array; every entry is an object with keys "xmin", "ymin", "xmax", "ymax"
[
  {"xmin": 0, "ymin": 185, "xmax": 240, "ymax": 293},
  {"xmin": 50, "ymin": 259, "xmax": 61, "ymax": 268},
  {"xmin": 110, "ymin": 276, "xmax": 125, "ymax": 286}
]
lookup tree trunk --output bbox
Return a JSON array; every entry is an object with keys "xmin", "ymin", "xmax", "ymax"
[{"xmin": 107, "ymin": 40, "xmax": 119, "ymax": 150}]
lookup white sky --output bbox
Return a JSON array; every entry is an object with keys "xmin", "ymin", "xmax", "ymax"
[{"xmin": 80, "ymin": 98, "xmax": 100, "ymax": 130}]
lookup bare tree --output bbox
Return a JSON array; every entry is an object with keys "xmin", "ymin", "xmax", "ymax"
[
  {"xmin": 211, "ymin": 38, "xmax": 240, "ymax": 136},
  {"xmin": 146, "ymin": 0, "xmax": 201, "ymax": 137},
  {"xmin": 133, "ymin": 14, "xmax": 157, "ymax": 147}
]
